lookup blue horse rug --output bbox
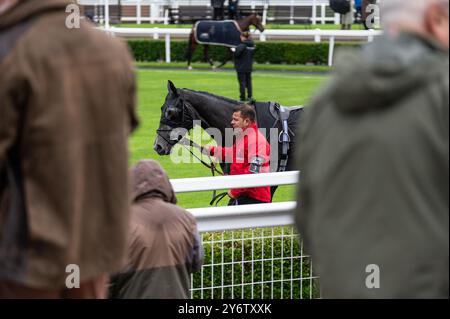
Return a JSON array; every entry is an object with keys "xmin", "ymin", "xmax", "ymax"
[{"xmin": 194, "ymin": 20, "xmax": 242, "ymax": 47}]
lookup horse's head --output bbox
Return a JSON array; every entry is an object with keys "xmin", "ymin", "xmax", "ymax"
[
  {"xmin": 154, "ymin": 80, "xmax": 194, "ymax": 155},
  {"xmin": 249, "ymin": 13, "xmax": 265, "ymax": 33}
]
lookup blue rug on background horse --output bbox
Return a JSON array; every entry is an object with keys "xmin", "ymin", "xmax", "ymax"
[{"xmin": 194, "ymin": 20, "xmax": 242, "ymax": 47}]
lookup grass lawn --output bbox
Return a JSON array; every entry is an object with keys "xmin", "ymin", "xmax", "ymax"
[{"xmin": 132, "ymin": 68, "xmax": 328, "ymax": 208}]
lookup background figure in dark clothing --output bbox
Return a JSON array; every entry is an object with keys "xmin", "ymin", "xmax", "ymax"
[
  {"xmin": 211, "ymin": 0, "xmax": 225, "ymax": 20},
  {"xmin": 228, "ymin": 0, "xmax": 239, "ymax": 20},
  {"xmin": 232, "ymin": 31, "xmax": 255, "ymax": 102}
]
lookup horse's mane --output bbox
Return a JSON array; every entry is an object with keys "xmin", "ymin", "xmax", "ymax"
[{"xmin": 180, "ymin": 88, "xmax": 241, "ymax": 106}]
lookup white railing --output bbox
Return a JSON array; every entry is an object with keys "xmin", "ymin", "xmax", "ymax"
[
  {"xmin": 172, "ymin": 171, "xmax": 298, "ymax": 232},
  {"xmin": 170, "ymin": 171, "xmax": 320, "ymax": 299},
  {"xmin": 172, "ymin": 170, "xmax": 298, "ymax": 193},
  {"xmin": 78, "ymin": 0, "xmax": 340, "ymax": 25},
  {"xmin": 103, "ymin": 27, "xmax": 382, "ymax": 65}
]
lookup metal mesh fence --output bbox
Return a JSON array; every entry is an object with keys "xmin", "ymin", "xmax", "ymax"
[{"xmin": 190, "ymin": 226, "xmax": 320, "ymax": 299}]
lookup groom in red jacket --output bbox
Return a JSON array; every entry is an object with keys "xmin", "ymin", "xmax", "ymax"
[{"xmin": 207, "ymin": 104, "xmax": 271, "ymax": 205}]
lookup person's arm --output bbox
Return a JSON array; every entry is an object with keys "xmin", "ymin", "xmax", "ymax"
[
  {"xmin": 208, "ymin": 145, "xmax": 233, "ymax": 162},
  {"xmin": 189, "ymin": 231, "xmax": 204, "ymax": 272},
  {"xmin": 246, "ymin": 129, "xmax": 270, "ymax": 167}
]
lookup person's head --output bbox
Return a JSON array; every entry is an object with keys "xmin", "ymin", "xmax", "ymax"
[
  {"xmin": 130, "ymin": 160, "xmax": 177, "ymax": 204},
  {"xmin": 381, "ymin": 0, "xmax": 449, "ymax": 48},
  {"xmin": 240, "ymin": 31, "xmax": 251, "ymax": 42},
  {"xmin": 231, "ymin": 104, "xmax": 256, "ymax": 130}
]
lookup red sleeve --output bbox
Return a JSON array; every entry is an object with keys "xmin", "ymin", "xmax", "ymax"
[{"xmin": 209, "ymin": 145, "xmax": 233, "ymax": 161}]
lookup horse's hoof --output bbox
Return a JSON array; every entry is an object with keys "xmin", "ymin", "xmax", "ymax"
[{"xmin": 188, "ymin": 66, "xmax": 193, "ymax": 70}]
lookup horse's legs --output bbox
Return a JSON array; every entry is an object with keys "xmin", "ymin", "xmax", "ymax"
[
  {"xmin": 186, "ymin": 33, "xmax": 196, "ymax": 70},
  {"xmin": 216, "ymin": 48, "xmax": 233, "ymax": 69},
  {"xmin": 204, "ymin": 45, "xmax": 215, "ymax": 68}
]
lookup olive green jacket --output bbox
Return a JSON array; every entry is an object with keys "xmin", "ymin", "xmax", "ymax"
[{"xmin": 295, "ymin": 33, "xmax": 449, "ymax": 298}]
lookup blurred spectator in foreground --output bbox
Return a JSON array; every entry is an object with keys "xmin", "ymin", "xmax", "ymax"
[
  {"xmin": 109, "ymin": 160, "xmax": 203, "ymax": 299},
  {"xmin": 294, "ymin": 0, "xmax": 449, "ymax": 298},
  {"xmin": 0, "ymin": 0, "xmax": 138, "ymax": 298}
]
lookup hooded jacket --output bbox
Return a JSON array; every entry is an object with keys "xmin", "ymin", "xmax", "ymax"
[
  {"xmin": 0, "ymin": 0, "xmax": 138, "ymax": 289},
  {"xmin": 295, "ymin": 32, "xmax": 449, "ymax": 298},
  {"xmin": 109, "ymin": 160, "xmax": 203, "ymax": 299}
]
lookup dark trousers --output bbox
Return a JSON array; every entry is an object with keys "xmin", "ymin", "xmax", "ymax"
[
  {"xmin": 213, "ymin": 8, "xmax": 224, "ymax": 20},
  {"xmin": 228, "ymin": 196, "xmax": 266, "ymax": 206},
  {"xmin": 228, "ymin": 10, "xmax": 239, "ymax": 20},
  {"xmin": 237, "ymin": 72, "xmax": 252, "ymax": 101}
]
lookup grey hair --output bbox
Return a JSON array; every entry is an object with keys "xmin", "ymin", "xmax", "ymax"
[{"xmin": 380, "ymin": 0, "xmax": 448, "ymax": 29}]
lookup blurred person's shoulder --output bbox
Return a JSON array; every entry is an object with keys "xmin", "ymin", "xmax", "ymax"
[{"xmin": 26, "ymin": 14, "xmax": 132, "ymax": 63}]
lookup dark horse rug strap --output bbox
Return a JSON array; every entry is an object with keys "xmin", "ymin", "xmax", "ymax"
[{"xmin": 194, "ymin": 20, "xmax": 242, "ymax": 47}]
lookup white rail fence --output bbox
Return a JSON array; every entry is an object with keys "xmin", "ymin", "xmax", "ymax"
[
  {"xmin": 103, "ymin": 27, "xmax": 382, "ymax": 66},
  {"xmin": 78, "ymin": 0, "xmax": 341, "ymax": 25},
  {"xmin": 169, "ymin": 171, "xmax": 320, "ymax": 299}
]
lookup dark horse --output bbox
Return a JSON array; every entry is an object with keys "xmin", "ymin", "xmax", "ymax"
[
  {"xmin": 185, "ymin": 13, "xmax": 265, "ymax": 70},
  {"xmin": 154, "ymin": 81, "xmax": 303, "ymax": 198}
]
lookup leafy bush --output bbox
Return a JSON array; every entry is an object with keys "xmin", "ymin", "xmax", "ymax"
[
  {"xmin": 191, "ymin": 227, "xmax": 321, "ymax": 299},
  {"xmin": 127, "ymin": 40, "xmax": 361, "ymax": 65}
]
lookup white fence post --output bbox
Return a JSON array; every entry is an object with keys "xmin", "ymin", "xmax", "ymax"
[
  {"xmin": 150, "ymin": 3, "xmax": 156, "ymax": 24},
  {"xmin": 262, "ymin": 3, "xmax": 268, "ymax": 26},
  {"xmin": 290, "ymin": 0, "xmax": 294, "ymax": 25},
  {"xmin": 137, "ymin": 0, "xmax": 142, "ymax": 25},
  {"xmin": 368, "ymin": 28, "xmax": 375, "ymax": 42},
  {"xmin": 314, "ymin": 28, "xmax": 321, "ymax": 42},
  {"xmin": 104, "ymin": 0, "xmax": 110, "ymax": 28},
  {"xmin": 259, "ymin": 31, "xmax": 266, "ymax": 42},
  {"xmin": 312, "ymin": 0, "xmax": 317, "ymax": 25},
  {"xmin": 328, "ymin": 36, "xmax": 335, "ymax": 66},
  {"xmin": 321, "ymin": 4, "xmax": 326, "ymax": 24},
  {"xmin": 334, "ymin": 12, "xmax": 340, "ymax": 24},
  {"xmin": 164, "ymin": 8, "xmax": 169, "ymax": 25},
  {"xmin": 153, "ymin": 27, "xmax": 159, "ymax": 39},
  {"xmin": 165, "ymin": 33, "xmax": 171, "ymax": 63}
]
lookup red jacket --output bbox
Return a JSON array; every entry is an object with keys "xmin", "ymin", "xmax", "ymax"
[{"xmin": 210, "ymin": 123, "xmax": 271, "ymax": 202}]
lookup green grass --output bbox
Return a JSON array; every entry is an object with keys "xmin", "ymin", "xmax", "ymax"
[
  {"xmin": 117, "ymin": 23, "xmax": 368, "ymax": 30},
  {"xmin": 131, "ymin": 69, "xmax": 328, "ymax": 208},
  {"xmin": 136, "ymin": 61, "xmax": 331, "ymax": 73}
]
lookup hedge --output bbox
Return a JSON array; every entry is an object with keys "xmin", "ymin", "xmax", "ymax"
[
  {"xmin": 191, "ymin": 227, "xmax": 321, "ymax": 299},
  {"xmin": 128, "ymin": 40, "xmax": 361, "ymax": 65}
]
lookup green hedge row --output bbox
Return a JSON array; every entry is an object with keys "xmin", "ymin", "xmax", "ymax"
[
  {"xmin": 191, "ymin": 227, "xmax": 321, "ymax": 299},
  {"xmin": 128, "ymin": 40, "xmax": 360, "ymax": 65}
]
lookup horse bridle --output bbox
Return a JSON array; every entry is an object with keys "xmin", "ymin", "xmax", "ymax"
[{"xmin": 156, "ymin": 98, "xmax": 224, "ymax": 177}]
